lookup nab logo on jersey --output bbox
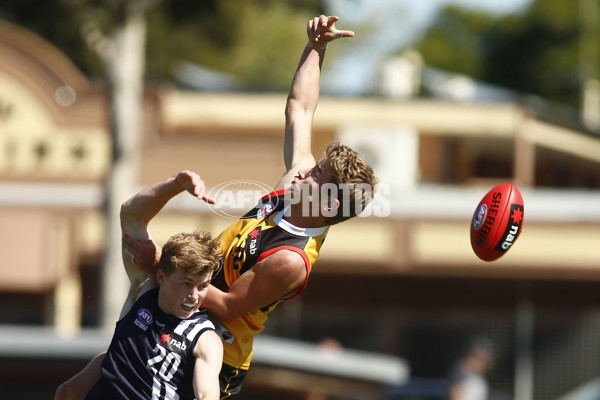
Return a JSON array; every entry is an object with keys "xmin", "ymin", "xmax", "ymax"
[
  {"xmin": 170, "ymin": 339, "xmax": 187, "ymax": 351},
  {"xmin": 161, "ymin": 333, "xmax": 188, "ymax": 351},
  {"xmin": 248, "ymin": 227, "xmax": 261, "ymax": 256}
]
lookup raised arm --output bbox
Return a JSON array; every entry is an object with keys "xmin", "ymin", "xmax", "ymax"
[
  {"xmin": 276, "ymin": 15, "xmax": 354, "ymax": 190},
  {"xmin": 121, "ymin": 170, "xmax": 215, "ymax": 299}
]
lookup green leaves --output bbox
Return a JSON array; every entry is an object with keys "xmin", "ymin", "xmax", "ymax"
[{"xmin": 414, "ymin": 0, "xmax": 589, "ymax": 106}]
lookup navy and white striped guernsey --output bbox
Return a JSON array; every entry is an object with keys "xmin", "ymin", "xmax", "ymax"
[{"xmin": 86, "ymin": 288, "xmax": 215, "ymax": 400}]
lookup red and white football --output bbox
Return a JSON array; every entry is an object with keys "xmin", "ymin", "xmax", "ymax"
[{"xmin": 470, "ymin": 183, "xmax": 524, "ymax": 262}]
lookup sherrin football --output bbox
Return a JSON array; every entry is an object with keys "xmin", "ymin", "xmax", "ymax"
[{"xmin": 470, "ymin": 183, "xmax": 524, "ymax": 262}]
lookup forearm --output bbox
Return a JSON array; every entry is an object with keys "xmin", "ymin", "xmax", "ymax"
[
  {"xmin": 286, "ymin": 45, "xmax": 325, "ymax": 119},
  {"xmin": 202, "ymin": 284, "xmax": 257, "ymax": 322},
  {"xmin": 120, "ymin": 176, "xmax": 183, "ymax": 229},
  {"xmin": 284, "ymin": 45, "xmax": 325, "ymax": 169}
]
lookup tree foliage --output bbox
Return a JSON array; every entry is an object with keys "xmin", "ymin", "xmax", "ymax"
[
  {"xmin": 145, "ymin": 0, "xmax": 322, "ymax": 90},
  {"xmin": 0, "ymin": 0, "xmax": 323, "ymax": 90},
  {"xmin": 413, "ymin": 0, "xmax": 591, "ymax": 106},
  {"xmin": 416, "ymin": 5, "xmax": 498, "ymax": 79}
]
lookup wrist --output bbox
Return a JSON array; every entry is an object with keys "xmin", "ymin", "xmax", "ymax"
[
  {"xmin": 307, "ymin": 40, "xmax": 327, "ymax": 50},
  {"xmin": 173, "ymin": 174, "xmax": 185, "ymax": 191}
]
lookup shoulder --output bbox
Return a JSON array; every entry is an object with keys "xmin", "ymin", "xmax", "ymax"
[
  {"xmin": 134, "ymin": 286, "xmax": 159, "ymax": 306},
  {"xmin": 192, "ymin": 329, "xmax": 223, "ymax": 359},
  {"xmin": 133, "ymin": 276, "xmax": 159, "ymax": 303},
  {"xmin": 254, "ymin": 249, "xmax": 308, "ymax": 294},
  {"xmin": 259, "ymin": 249, "xmax": 306, "ymax": 273}
]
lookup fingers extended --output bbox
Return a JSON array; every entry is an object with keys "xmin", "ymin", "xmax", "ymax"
[{"xmin": 334, "ymin": 29, "xmax": 355, "ymax": 39}]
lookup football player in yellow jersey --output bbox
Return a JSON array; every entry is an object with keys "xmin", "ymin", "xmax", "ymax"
[
  {"xmin": 55, "ymin": 15, "xmax": 377, "ymax": 400},
  {"xmin": 197, "ymin": 15, "xmax": 377, "ymax": 397}
]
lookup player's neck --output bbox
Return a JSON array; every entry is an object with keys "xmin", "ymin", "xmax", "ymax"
[{"xmin": 283, "ymin": 207, "xmax": 326, "ymax": 228}]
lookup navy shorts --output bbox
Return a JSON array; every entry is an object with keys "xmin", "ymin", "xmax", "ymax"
[{"xmin": 219, "ymin": 363, "xmax": 248, "ymax": 399}]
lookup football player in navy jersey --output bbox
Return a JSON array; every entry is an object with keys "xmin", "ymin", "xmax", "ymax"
[{"xmin": 56, "ymin": 171, "xmax": 223, "ymax": 400}]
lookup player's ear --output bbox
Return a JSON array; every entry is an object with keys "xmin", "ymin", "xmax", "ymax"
[
  {"xmin": 322, "ymin": 196, "xmax": 340, "ymax": 217},
  {"xmin": 156, "ymin": 269, "xmax": 166, "ymax": 285}
]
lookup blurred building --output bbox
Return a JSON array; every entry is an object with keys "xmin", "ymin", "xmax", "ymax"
[{"xmin": 1, "ymin": 21, "xmax": 600, "ymax": 400}]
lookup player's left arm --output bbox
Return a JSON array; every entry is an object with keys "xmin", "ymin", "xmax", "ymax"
[
  {"xmin": 54, "ymin": 350, "xmax": 106, "ymax": 400},
  {"xmin": 202, "ymin": 250, "xmax": 307, "ymax": 322},
  {"xmin": 192, "ymin": 330, "xmax": 223, "ymax": 400},
  {"xmin": 121, "ymin": 170, "xmax": 214, "ymax": 295}
]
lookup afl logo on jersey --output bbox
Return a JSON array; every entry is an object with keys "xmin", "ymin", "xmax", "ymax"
[
  {"xmin": 258, "ymin": 201, "xmax": 275, "ymax": 218},
  {"xmin": 137, "ymin": 308, "xmax": 153, "ymax": 325}
]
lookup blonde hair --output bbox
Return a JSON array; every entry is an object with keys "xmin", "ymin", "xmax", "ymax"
[
  {"xmin": 158, "ymin": 230, "xmax": 221, "ymax": 281},
  {"xmin": 324, "ymin": 140, "xmax": 378, "ymax": 225}
]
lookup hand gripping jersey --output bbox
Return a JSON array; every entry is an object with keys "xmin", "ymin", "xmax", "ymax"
[
  {"xmin": 86, "ymin": 288, "xmax": 215, "ymax": 400},
  {"xmin": 212, "ymin": 189, "xmax": 329, "ymax": 370}
]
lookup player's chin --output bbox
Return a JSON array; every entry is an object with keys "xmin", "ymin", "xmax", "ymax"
[{"xmin": 179, "ymin": 302, "xmax": 198, "ymax": 317}]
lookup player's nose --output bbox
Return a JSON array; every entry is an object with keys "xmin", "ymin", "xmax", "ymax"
[
  {"xmin": 297, "ymin": 168, "xmax": 310, "ymax": 180},
  {"xmin": 188, "ymin": 287, "xmax": 200, "ymax": 299}
]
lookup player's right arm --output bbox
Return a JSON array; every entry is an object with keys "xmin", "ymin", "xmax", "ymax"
[{"xmin": 275, "ymin": 15, "xmax": 354, "ymax": 191}]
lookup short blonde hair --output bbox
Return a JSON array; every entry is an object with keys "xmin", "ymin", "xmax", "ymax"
[
  {"xmin": 324, "ymin": 140, "xmax": 378, "ymax": 225},
  {"xmin": 158, "ymin": 230, "xmax": 221, "ymax": 281}
]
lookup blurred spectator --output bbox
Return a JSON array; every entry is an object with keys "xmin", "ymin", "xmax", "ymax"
[{"xmin": 448, "ymin": 337, "xmax": 495, "ymax": 400}]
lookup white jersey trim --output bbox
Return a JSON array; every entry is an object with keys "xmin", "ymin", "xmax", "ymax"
[{"xmin": 274, "ymin": 205, "xmax": 328, "ymax": 237}]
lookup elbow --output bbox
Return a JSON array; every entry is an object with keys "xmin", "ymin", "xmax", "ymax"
[
  {"xmin": 55, "ymin": 381, "xmax": 76, "ymax": 400},
  {"xmin": 119, "ymin": 203, "xmax": 132, "ymax": 232},
  {"xmin": 195, "ymin": 389, "xmax": 213, "ymax": 400},
  {"xmin": 206, "ymin": 299, "xmax": 242, "ymax": 322},
  {"xmin": 285, "ymin": 98, "xmax": 305, "ymax": 120},
  {"xmin": 119, "ymin": 201, "xmax": 147, "ymax": 232},
  {"xmin": 54, "ymin": 383, "xmax": 67, "ymax": 400},
  {"xmin": 119, "ymin": 201, "xmax": 131, "ymax": 220},
  {"xmin": 210, "ymin": 308, "xmax": 237, "ymax": 323},
  {"xmin": 284, "ymin": 103, "xmax": 294, "ymax": 123},
  {"xmin": 196, "ymin": 390, "xmax": 218, "ymax": 400},
  {"xmin": 205, "ymin": 287, "xmax": 246, "ymax": 322}
]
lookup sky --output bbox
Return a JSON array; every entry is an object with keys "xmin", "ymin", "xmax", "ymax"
[{"xmin": 322, "ymin": 0, "xmax": 534, "ymax": 94}]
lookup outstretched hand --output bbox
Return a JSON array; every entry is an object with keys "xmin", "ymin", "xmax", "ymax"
[
  {"xmin": 307, "ymin": 15, "xmax": 354, "ymax": 46},
  {"xmin": 175, "ymin": 170, "xmax": 215, "ymax": 204}
]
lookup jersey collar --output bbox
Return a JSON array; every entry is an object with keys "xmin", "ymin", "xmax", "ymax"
[{"xmin": 273, "ymin": 205, "xmax": 329, "ymax": 237}]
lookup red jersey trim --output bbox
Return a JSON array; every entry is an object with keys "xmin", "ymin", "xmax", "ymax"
[
  {"xmin": 261, "ymin": 188, "xmax": 286, "ymax": 202},
  {"xmin": 255, "ymin": 245, "xmax": 310, "ymax": 301}
]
